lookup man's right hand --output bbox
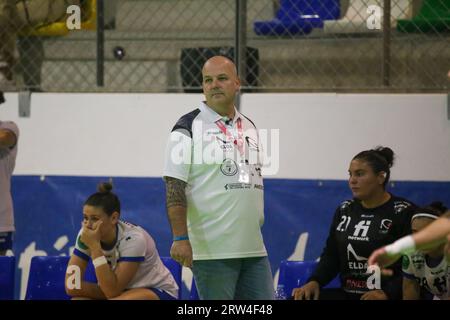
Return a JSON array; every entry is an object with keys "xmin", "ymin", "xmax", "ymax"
[
  {"xmin": 170, "ymin": 240, "xmax": 193, "ymax": 268},
  {"xmin": 292, "ymin": 281, "xmax": 320, "ymax": 300}
]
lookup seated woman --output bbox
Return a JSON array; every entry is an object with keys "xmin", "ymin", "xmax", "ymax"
[
  {"xmin": 293, "ymin": 146, "xmax": 415, "ymax": 300},
  {"xmin": 65, "ymin": 182, "xmax": 178, "ymax": 300},
  {"xmin": 369, "ymin": 211, "xmax": 450, "ymax": 270},
  {"xmin": 401, "ymin": 202, "xmax": 448, "ymax": 300}
]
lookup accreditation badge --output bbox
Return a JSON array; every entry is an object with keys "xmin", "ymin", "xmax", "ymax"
[{"xmin": 238, "ymin": 161, "xmax": 250, "ymax": 184}]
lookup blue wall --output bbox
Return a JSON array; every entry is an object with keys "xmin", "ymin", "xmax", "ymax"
[{"xmin": 10, "ymin": 176, "xmax": 450, "ymax": 299}]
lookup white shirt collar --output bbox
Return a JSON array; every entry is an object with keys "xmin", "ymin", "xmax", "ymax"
[{"xmin": 200, "ymin": 101, "xmax": 241, "ymax": 124}]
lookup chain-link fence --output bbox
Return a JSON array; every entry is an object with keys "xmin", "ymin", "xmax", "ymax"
[{"xmin": 0, "ymin": 0, "xmax": 449, "ymax": 93}]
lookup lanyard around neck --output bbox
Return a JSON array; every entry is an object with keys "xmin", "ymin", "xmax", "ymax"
[{"xmin": 215, "ymin": 118, "xmax": 244, "ymax": 156}]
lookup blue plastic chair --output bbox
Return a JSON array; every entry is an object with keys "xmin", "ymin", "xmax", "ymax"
[
  {"xmin": 161, "ymin": 256, "xmax": 182, "ymax": 299},
  {"xmin": 25, "ymin": 255, "xmax": 97, "ymax": 300},
  {"xmin": 254, "ymin": 0, "xmax": 340, "ymax": 36},
  {"xmin": 0, "ymin": 256, "xmax": 15, "ymax": 300},
  {"xmin": 277, "ymin": 260, "xmax": 341, "ymax": 299},
  {"xmin": 25, "ymin": 256, "xmax": 71, "ymax": 300}
]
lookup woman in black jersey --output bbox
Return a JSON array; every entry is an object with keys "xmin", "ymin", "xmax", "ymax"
[{"xmin": 293, "ymin": 147, "xmax": 415, "ymax": 300}]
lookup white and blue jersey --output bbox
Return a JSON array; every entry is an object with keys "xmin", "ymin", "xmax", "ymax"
[
  {"xmin": 402, "ymin": 252, "xmax": 448, "ymax": 300},
  {"xmin": 73, "ymin": 220, "xmax": 178, "ymax": 298}
]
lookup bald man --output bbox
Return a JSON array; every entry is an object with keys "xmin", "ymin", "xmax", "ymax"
[{"xmin": 163, "ymin": 56, "xmax": 274, "ymax": 300}]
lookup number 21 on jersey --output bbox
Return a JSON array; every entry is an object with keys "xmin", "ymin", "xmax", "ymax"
[{"xmin": 337, "ymin": 216, "xmax": 351, "ymax": 232}]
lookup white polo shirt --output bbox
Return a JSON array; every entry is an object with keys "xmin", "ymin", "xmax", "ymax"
[
  {"xmin": 163, "ymin": 102, "xmax": 267, "ymax": 260},
  {"xmin": 0, "ymin": 121, "xmax": 19, "ymax": 233}
]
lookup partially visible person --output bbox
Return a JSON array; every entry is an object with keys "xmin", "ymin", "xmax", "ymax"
[
  {"xmin": 293, "ymin": 146, "xmax": 415, "ymax": 300},
  {"xmin": 0, "ymin": 0, "xmax": 80, "ymax": 86},
  {"xmin": 401, "ymin": 202, "xmax": 448, "ymax": 300},
  {"xmin": 0, "ymin": 101, "xmax": 19, "ymax": 255},
  {"xmin": 368, "ymin": 211, "xmax": 450, "ymax": 269},
  {"xmin": 65, "ymin": 182, "xmax": 178, "ymax": 300}
]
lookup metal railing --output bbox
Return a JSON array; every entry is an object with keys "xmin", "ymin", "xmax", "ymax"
[{"xmin": 0, "ymin": 0, "xmax": 449, "ymax": 93}]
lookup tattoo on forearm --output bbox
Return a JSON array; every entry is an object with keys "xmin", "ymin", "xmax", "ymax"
[{"xmin": 164, "ymin": 177, "xmax": 187, "ymax": 208}]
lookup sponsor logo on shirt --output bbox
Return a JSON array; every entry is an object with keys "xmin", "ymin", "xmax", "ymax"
[
  {"xmin": 216, "ymin": 136, "xmax": 234, "ymax": 150},
  {"xmin": 224, "ymin": 183, "xmax": 252, "ymax": 190},
  {"xmin": 347, "ymin": 235, "xmax": 370, "ymax": 241},
  {"xmin": 379, "ymin": 219, "xmax": 392, "ymax": 234},
  {"xmin": 412, "ymin": 255, "xmax": 425, "ymax": 270},
  {"xmin": 347, "ymin": 243, "xmax": 368, "ymax": 270},
  {"xmin": 430, "ymin": 269, "xmax": 446, "ymax": 276},
  {"xmin": 220, "ymin": 159, "xmax": 238, "ymax": 176},
  {"xmin": 348, "ymin": 220, "xmax": 371, "ymax": 241},
  {"xmin": 345, "ymin": 279, "xmax": 368, "ymax": 290},
  {"xmin": 393, "ymin": 201, "xmax": 411, "ymax": 214}
]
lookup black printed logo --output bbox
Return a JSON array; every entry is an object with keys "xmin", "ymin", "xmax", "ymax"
[{"xmin": 220, "ymin": 159, "xmax": 238, "ymax": 176}]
